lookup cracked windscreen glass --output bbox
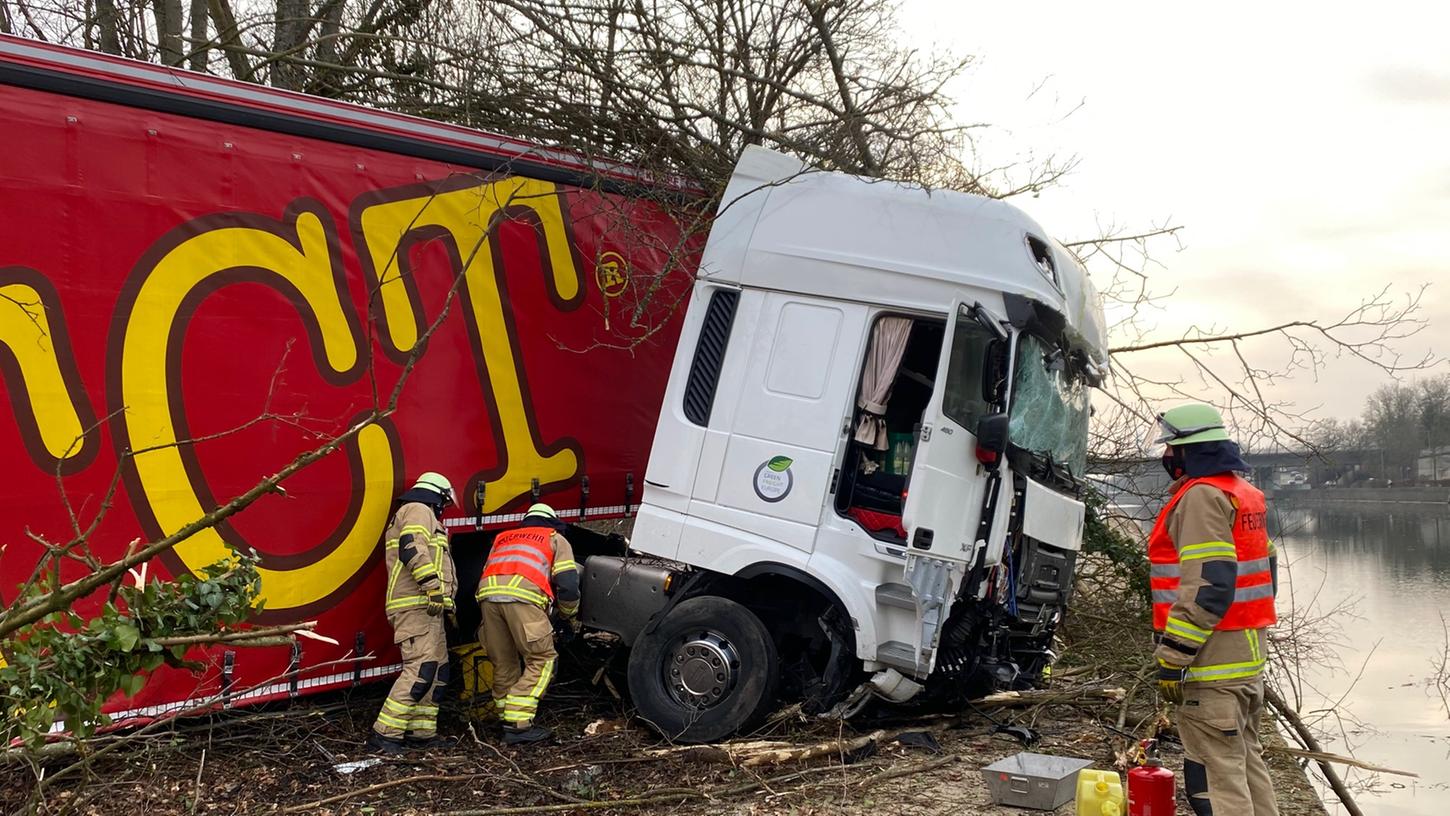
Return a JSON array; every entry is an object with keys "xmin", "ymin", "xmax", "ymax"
[{"xmin": 1007, "ymin": 334, "xmax": 1090, "ymax": 477}]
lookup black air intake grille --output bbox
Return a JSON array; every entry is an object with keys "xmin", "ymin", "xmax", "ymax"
[{"xmin": 682, "ymin": 290, "xmax": 740, "ymax": 426}]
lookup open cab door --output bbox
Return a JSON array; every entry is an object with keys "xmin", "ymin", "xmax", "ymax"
[{"xmin": 899, "ymin": 301, "xmax": 1009, "ymax": 672}]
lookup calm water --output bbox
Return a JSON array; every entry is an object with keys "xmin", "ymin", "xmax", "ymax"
[{"xmin": 1270, "ymin": 501, "xmax": 1450, "ymax": 815}]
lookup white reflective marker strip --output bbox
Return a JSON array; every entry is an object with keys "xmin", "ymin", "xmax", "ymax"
[
  {"xmin": 444, "ymin": 505, "xmax": 631, "ymax": 528},
  {"xmin": 1238, "ymin": 557, "xmax": 1271, "ymax": 574},
  {"xmin": 47, "ymin": 663, "xmax": 407, "ymax": 733},
  {"xmin": 1235, "ymin": 583, "xmax": 1275, "ymax": 602}
]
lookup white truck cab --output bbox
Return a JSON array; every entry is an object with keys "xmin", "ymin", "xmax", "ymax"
[{"xmin": 580, "ymin": 146, "xmax": 1109, "ymax": 742}]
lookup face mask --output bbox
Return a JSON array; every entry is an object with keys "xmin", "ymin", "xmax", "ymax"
[{"xmin": 1161, "ymin": 449, "xmax": 1184, "ymax": 480}]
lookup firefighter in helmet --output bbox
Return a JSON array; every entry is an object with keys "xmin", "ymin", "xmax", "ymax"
[
  {"xmin": 369, "ymin": 472, "xmax": 458, "ymax": 753},
  {"xmin": 476, "ymin": 503, "xmax": 580, "ymax": 745},
  {"xmin": 1150, "ymin": 404, "xmax": 1279, "ymax": 815}
]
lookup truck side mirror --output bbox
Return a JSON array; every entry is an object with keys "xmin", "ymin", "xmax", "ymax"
[{"xmin": 975, "ymin": 412, "xmax": 1009, "ymax": 466}]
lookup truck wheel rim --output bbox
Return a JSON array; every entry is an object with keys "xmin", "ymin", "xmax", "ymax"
[{"xmin": 664, "ymin": 630, "xmax": 739, "ymax": 708}]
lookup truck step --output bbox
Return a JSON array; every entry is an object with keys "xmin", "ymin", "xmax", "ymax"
[
  {"xmin": 877, "ymin": 640, "xmax": 930, "ymax": 674},
  {"xmin": 875, "ymin": 582, "xmax": 916, "ymax": 611}
]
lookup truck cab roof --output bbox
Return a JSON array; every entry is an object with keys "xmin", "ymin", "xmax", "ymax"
[{"xmin": 702, "ymin": 146, "xmax": 1108, "ymax": 365}]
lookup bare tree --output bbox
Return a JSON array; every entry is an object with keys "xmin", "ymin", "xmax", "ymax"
[
  {"xmin": 206, "ymin": 0, "xmax": 250, "ymax": 78},
  {"xmin": 150, "ymin": 0, "xmax": 181, "ymax": 65},
  {"xmin": 186, "ymin": 0, "xmax": 206, "ymax": 69},
  {"xmin": 10, "ymin": 0, "xmax": 1052, "ymax": 194},
  {"xmin": 1078, "ymin": 219, "xmax": 1436, "ymax": 456}
]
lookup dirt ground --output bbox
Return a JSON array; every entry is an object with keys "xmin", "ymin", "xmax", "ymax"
[{"xmin": 3, "ymin": 672, "xmax": 1329, "ymax": 816}]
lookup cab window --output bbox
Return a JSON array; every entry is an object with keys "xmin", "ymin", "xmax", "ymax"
[{"xmin": 942, "ymin": 307, "xmax": 1002, "ymax": 432}]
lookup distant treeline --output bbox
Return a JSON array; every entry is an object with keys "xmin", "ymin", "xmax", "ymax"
[{"xmin": 1312, "ymin": 374, "xmax": 1450, "ymax": 481}]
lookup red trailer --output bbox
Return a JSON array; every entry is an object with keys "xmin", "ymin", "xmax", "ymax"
[{"xmin": 0, "ymin": 35, "xmax": 692, "ymax": 722}]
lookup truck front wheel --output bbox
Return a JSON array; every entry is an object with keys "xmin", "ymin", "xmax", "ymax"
[{"xmin": 626, "ymin": 596, "xmax": 779, "ymax": 743}]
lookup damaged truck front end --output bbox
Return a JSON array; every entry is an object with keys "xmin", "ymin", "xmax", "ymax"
[
  {"xmin": 582, "ymin": 146, "xmax": 1110, "ymax": 741},
  {"xmin": 928, "ymin": 297, "xmax": 1104, "ymax": 703}
]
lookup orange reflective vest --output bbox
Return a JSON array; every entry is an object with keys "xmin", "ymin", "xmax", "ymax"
[
  {"xmin": 481, "ymin": 528, "xmax": 556, "ymax": 601},
  {"xmin": 1148, "ymin": 473, "xmax": 1276, "ymax": 631}
]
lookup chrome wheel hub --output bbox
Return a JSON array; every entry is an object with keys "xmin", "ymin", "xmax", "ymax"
[{"xmin": 665, "ymin": 631, "xmax": 739, "ymax": 708}]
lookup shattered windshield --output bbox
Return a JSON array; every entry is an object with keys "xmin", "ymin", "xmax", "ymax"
[{"xmin": 1007, "ymin": 334, "xmax": 1090, "ymax": 477}]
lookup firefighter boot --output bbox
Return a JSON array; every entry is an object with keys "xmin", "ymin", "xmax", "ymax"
[
  {"xmin": 407, "ymin": 734, "xmax": 457, "ymax": 751},
  {"xmin": 366, "ymin": 732, "xmax": 408, "ymax": 755},
  {"xmin": 503, "ymin": 724, "xmax": 552, "ymax": 745}
]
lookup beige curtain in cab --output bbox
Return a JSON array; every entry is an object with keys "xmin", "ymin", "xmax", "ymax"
[{"xmin": 854, "ymin": 317, "xmax": 913, "ymax": 450}]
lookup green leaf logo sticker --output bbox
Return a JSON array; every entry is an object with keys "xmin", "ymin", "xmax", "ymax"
[{"xmin": 754, "ymin": 456, "xmax": 795, "ymax": 502}]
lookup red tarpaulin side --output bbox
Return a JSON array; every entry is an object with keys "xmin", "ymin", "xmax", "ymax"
[{"xmin": 0, "ymin": 39, "xmax": 696, "ymax": 721}]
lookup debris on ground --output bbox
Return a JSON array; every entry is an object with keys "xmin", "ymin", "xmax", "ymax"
[{"xmin": 0, "ymin": 671, "xmax": 1328, "ymax": 816}]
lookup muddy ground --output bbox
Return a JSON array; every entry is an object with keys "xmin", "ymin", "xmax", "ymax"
[{"xmin": 3, "ymin": 670, "xmax": 1328, "ymax": 816}]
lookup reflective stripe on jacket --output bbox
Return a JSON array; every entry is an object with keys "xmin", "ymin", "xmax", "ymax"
[
  {"xmin": 1149, "ymin": 473, "xmax": 1277, "ymax": 685},
  {"xmin": 1148, "ymin": 473, "xmax": 1276, "ymax": 632},
  {"xmin": 480, "ymin": 528, "xmax": 555, "ymax": 602},
  {"xmin": 476, "ymin": 525, "xmax": 580, "ymax": 615},
  {"xmin": 383, "ymin": 501, "xmax": 453, "ymax": 614}
]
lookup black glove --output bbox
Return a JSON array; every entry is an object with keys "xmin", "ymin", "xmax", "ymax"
[{"xmin": 553, "ymin": 617, "xmax": 576, "ymax": 645}]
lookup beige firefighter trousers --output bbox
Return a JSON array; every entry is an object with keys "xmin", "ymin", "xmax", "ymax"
[
  {"xmin": 373, "ymin": 609, "xmax": 449, "ymax": 739},
  {"xmin": 1178, "ymin": 679, "xmax": 1279, "ymax": 816},
  {"xmin": 479, "ymin": 601, "xmax": 557, "ymax": 729}
]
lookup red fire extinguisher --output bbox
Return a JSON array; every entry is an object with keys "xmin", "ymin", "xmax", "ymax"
[{"xmin": 1128, "ymin": 739, "xmax": 1176, "ymax": 815}]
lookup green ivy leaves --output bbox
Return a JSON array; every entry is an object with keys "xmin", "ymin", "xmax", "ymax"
[
  {"xmin": 111, "ymin": 622, "xmax": 140, "ymax": 652},
  {"xmin": 0, "ymin": 548, "xmax": 264, "ymax": 749}
]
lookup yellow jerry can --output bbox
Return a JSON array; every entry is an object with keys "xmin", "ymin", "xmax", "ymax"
[{"xmin": 1074, "ymin": 768, "xmax": 1125, "ymax": 815}]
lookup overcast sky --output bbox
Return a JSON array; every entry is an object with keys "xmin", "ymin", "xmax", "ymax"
[{"xmin": 897, "ymin": 1, "xmax": 1449, "ymax": 421}]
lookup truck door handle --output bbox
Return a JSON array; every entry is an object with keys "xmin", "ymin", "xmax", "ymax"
[{"xmin": 912, "ymin": 528, "xmax": 934, "ymax": 550}]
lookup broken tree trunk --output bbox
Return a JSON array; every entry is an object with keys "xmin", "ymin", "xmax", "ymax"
[{"xmin": 1265, "ymin": 684, "xmax": 1365, "ymax": 816}]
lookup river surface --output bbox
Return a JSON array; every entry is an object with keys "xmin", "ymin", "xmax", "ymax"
[{"xmin": 1269, "ymin": 500, "xmax": 1450, "ymax": 815}]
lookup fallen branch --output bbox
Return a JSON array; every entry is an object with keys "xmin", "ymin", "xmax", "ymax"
[
  {"xmin": 535, "ymin": 756, "xmax": 665, "ymax": 774},
  {"xmin": 150, "ymin": 621, "xmax": 323, "ymax": 648},
  {"xmin": 1265, "ymin": 745, "xmax": 1418, "ymax": 778},
  {"xmin": 1266, "ymin": 684, "xmax": 1365, "ymax": 816},
  {"xmin": 642, "ymin": 725, "xmax": 949, "ymax": 767},
  {"xmin": 855, "ymin": 754, "xmax": 960, "ymax": 787},
  {"xmin": 973, "ymin": 684, "xmax": 1126, "ymax": 708},
  {"xmin": 741, "ymin": 729, "xmax": 885, "ymax": 767},
  {"xmin": 438, "ymin": 758, "xmax": 962, "ymax": 816},
  {"xmin": 282, "ymin": 773, "xmax": 487, "ymax": 813},
  {"xmin": 441, "ymin": 788, "xmax": 701, "ymax": 815}
]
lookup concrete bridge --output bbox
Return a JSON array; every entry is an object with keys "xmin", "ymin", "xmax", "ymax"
[
  {"xmin": 1089, "ymin": 447, "xmax": 1385, "ymax": 494},
  {"xmin": 1239, "ymin": 448, "xmax": 1382, "ymax": 486}
]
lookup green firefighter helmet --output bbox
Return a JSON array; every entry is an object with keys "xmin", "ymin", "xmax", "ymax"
[
  {"xmin": 411, "ymin": 472, "xmax": 458, "ymax": 506},
  {"xmin": 524, "ymin": 503, "xmax": 558, "ymax": 520},
  {"xmin": 1154, "ymin": 403, "xmax": 1231, "ymax": 446}
]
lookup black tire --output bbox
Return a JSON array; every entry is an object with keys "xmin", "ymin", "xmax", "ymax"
[{"xmin": 627, "ymin": 596, "xmax": 779, "ymax": 743}]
